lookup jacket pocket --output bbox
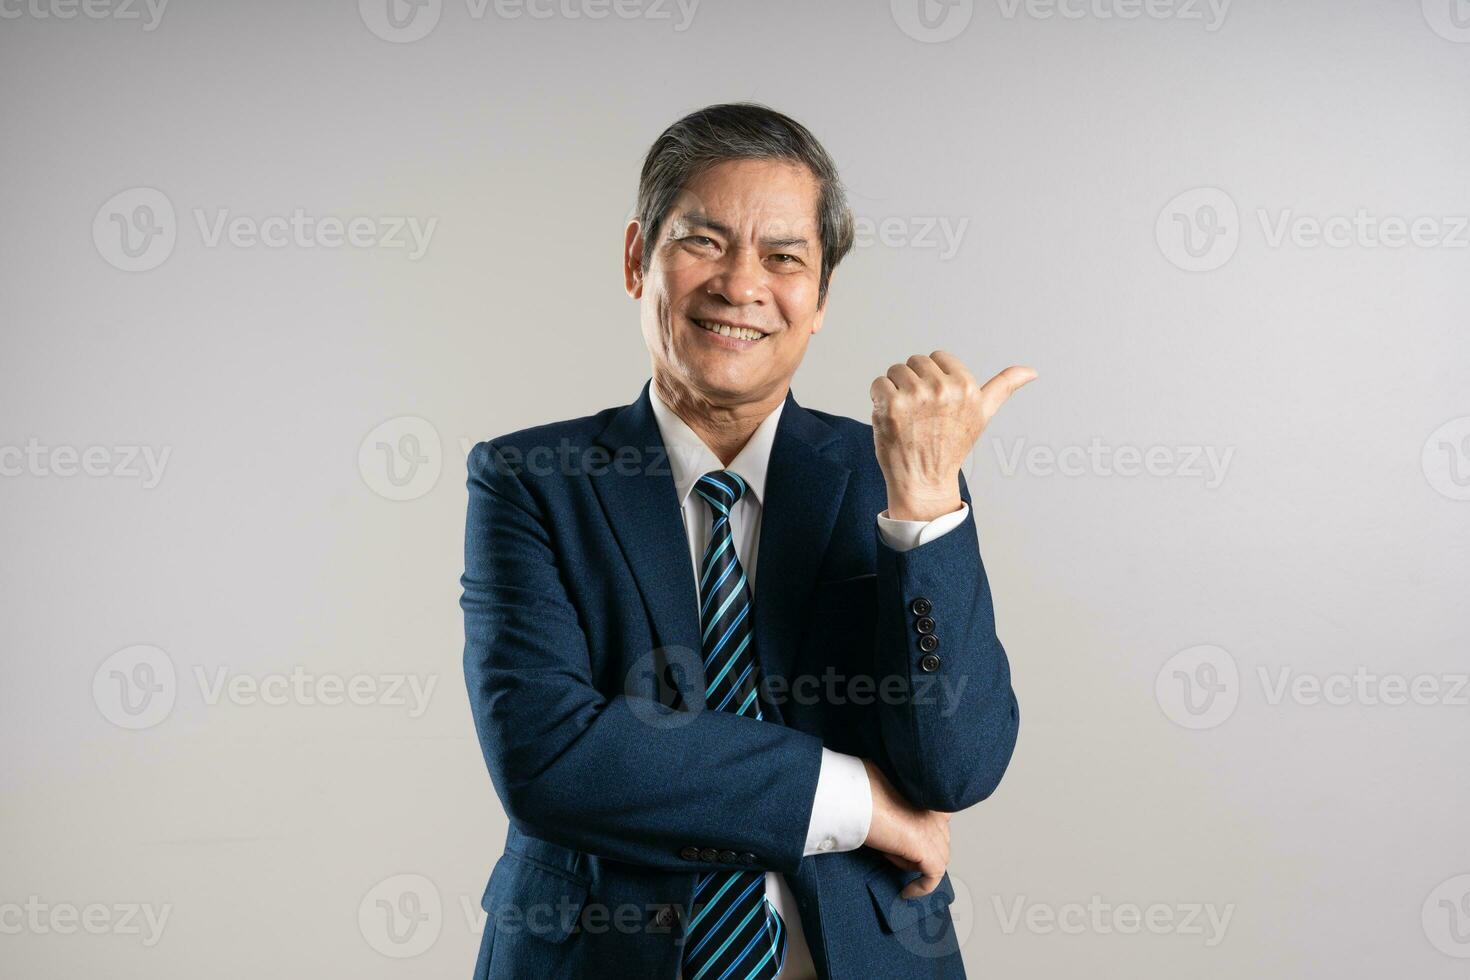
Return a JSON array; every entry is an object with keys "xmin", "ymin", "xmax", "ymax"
[
  {"xmin": 816, "ymin": 571, "xmax": 877, "ymax": 587},
  {"xmin": 481, "ymin": 851, "xmax": 590, "ymax": 944},
  {"xmin": 864, "ymin": 865, "xmax": 956, "ymax": 933},
  {"xmin": 813, "ymin": 572, "xmax": 878, "ymax": 605}
]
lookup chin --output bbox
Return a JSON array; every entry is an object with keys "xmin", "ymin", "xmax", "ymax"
[{"xmin": 685, "ymin": 359, "xmax": 757, "ymax": 396}]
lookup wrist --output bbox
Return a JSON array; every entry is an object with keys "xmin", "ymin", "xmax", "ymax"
[
  {"xmin": 885, "ymin": 490, "xmax": 962, "ymax": 522},
  {"xmin": 862, "ymin": 759, "xmax": 895, "ymax": 847}
]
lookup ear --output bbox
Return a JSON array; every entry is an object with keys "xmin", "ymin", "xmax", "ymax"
[{"xmin": 623, "ymin": 220, "xmax": 645, "ymax": 299}]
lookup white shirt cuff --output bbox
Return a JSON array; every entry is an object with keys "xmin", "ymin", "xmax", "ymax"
[
  {"xmin": 876, "ymin": 502, "xmax": 970, "ymax": 552},
  {"xmin": 803, "ymin": 748, "xmax": 873, "ymax": 856}
]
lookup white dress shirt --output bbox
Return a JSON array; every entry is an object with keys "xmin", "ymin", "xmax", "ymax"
[{"xmin": 649, "ymin": 385, "xmax": 969, "ymax": 980}]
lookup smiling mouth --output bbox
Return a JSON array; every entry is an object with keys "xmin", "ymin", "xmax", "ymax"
[{"xmin": 692, "ymin": 318, "xmax": 767, "ymax": 342}]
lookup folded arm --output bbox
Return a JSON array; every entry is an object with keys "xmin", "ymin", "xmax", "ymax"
[{"xmin": 462, "ymin": 441, "xmax": 826, "ymax": 875}]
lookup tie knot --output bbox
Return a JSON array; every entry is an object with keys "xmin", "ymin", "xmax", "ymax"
[{"xmin": 695, "ymin": 469, "xmax": 747, "ymax": 513}]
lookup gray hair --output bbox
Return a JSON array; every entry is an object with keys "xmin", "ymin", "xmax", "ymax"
[{"xmin": 635, "ymin": 103, "xmax": 855, "ymax": 309}]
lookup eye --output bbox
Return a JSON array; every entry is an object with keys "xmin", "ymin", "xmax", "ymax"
[
  {"xmin": 768, "ymin": 253, "xmax": 800, "ymax": 266},
  {"xmin": 683, "ymin": 235, "xmax": 717, "ymax": 247}
]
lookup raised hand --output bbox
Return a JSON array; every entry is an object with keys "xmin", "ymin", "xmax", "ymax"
[{"xmin": 869, "ymin": 351, "xmax": 1037, "ymax": 521}]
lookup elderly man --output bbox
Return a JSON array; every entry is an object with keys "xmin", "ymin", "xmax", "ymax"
[{"xmin": 462, "ymin": 102, "xmax": 1031, "ymax": 979}]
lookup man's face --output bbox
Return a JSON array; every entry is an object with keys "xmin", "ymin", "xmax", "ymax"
[{"xmin": 625, "ymin": 158, "xmax": 829, "ymax": 406}]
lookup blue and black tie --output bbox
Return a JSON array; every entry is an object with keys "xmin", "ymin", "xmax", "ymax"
[{"xmin": 680, "ymin": 469, "xmax": 787, "ymax": 980}]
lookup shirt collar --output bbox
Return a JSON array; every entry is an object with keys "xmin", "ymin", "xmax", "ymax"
[{"xmin": 648, "ymin": 382, "xmax": 785, "ymax": 509}]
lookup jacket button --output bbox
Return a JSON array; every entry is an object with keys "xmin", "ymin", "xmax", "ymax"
[
  {"xmin": 910, "ymin": 597, "xmax": 932, "ymax": 616},
  {"xmin": 718, "ymin": 850, "xmax": 737, "ymax": 864},
  {"xmin": 738, "ymin": 852, "xmax": 757, "ymax": 864},
  {"xmin": 699, "ymin": 848, "xmax": 718, "ymax": 863},
  {"xmin": 920, "ymin": 652, "xmax": 942, "ymax": 673},
  {"xmin": 918, "ymin": 633, "xmax": 940, "ymax": 654},
  {"xmin": 915, "ymin": 616, "xmax": 935, "ymax": 635},
  {"xmin": 680, "ymin": 846, "xmax": 700, "ymax": 861},
  {"xmin": 654, "ymin": 905, "xmax": 676, "ymax": 928}
]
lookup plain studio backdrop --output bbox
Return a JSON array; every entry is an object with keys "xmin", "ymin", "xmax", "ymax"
[{"xmin": 3, "ymin": 0, "xmax": 1468, "ymax": 976}]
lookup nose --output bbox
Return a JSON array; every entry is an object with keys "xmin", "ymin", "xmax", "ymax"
[{"xmin": 704, "ymin": 246, "xmax": 766, "ymax": 306}]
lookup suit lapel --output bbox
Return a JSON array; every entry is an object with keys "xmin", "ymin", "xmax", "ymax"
[
  {"xmin": 752, "ymin": 390, "xmax": 851, "ymax": 723},
  {"xmin": 591, "ymin": 379, "xmax": 852, "ymax": 723},
  {"xmin": 591, "ymin": 380, "xmax": 706, "ymax": 708}
]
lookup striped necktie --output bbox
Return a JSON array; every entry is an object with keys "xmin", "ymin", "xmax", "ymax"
[{"xmin": 681, "ymin": 469, "xmax": 787, "ymax": 980}]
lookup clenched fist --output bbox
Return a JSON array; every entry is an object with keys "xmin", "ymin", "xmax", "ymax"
[{"xmin": 869, "ymin": 351, "xmax": 1037, "ymax": 521}]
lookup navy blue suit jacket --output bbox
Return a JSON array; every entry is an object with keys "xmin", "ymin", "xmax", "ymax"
[{"xmin": 461, "ymin": 379, "xmax": 1019, "ymax": 978}]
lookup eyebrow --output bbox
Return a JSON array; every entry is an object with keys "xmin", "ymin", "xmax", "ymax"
[{"xmin": 676, "ymin": 210, "xmax": 812, "ymax": 253}]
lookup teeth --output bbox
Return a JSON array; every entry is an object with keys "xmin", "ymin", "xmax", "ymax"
[{"xmin": 696, "ymin": 319, "xmax": 764, "ymax": 341}]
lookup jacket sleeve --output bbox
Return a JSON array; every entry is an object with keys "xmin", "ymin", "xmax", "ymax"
[
  {"xmin": 461, "ymin": 441, "xmax": 824, "ymax": 874},
  {"xmin": 862, "ymin": 469, "xmax": 1020, "ymax": 812}
]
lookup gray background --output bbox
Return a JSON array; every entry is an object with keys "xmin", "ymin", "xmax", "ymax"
[{"xmin": 3, "ymin": 0, "xmax": 1469, "ymax": 976}]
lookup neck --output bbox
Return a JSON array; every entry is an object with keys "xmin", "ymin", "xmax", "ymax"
[{"xmin": 652, "ymin": 372, "xmax": 786, "ymax": 466}]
